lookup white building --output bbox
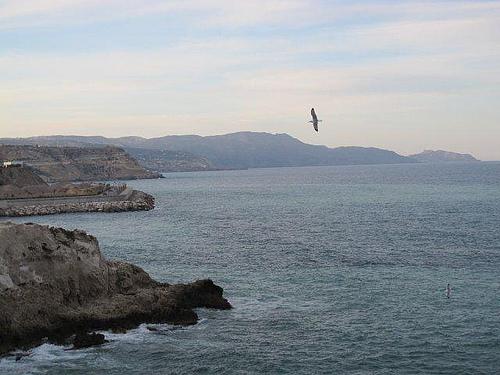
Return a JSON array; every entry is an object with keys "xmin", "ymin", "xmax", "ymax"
[{"xmin": 2, "ymin": 160, "xmax": 24, "ymax": 168}]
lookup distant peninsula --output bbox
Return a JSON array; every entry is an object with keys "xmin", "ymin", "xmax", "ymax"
[{"xmin": 409, "ymin": 150, "xmax": 480, "ymax": 163}]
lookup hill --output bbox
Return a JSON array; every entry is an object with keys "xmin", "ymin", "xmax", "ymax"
[
  {"xmin": 125, "ymin": 147, "xmax": 216, "ymax": 172},
  {"xmin": 0, "ymin": 132, "xmax": 415, "ymax": 170},
  {"xmin": 0, "ymin": 145, "xmax": 160, "ymax": 182},
  {"xmin": 410, "ymin": 150, "xmax": 479, "ymax": 163}
]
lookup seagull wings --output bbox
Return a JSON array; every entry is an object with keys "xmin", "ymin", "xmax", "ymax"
[
  {"xmin": 311, "ymin": 108, "xmax": 319, "ymax": 131},
  {"xmin": 311, "ymin": 108, "xmax": 318, "ymax": 121}
]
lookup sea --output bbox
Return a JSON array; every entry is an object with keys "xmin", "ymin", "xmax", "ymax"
[{"xmin": 1, "ymin": 162, "xmax": 499, "ymax": 374}]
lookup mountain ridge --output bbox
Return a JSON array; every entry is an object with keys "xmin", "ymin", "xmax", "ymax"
[{"xmin": 0, "ymin": 132, "xmax": 480, "ymax": 172}]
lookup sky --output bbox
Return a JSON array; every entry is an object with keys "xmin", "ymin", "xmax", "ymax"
[{"xmin": 1, "ymin": 0, "xmax": 499, "ymax": 159}]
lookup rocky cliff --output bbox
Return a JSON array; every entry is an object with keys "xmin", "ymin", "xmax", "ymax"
[
  {"xmin": 0, "ymin": 145, "xmax": 160, "ymax": 182},
  {"xmin": 0, "ymin": 222, "xmax": 231, "ymax": 355}
]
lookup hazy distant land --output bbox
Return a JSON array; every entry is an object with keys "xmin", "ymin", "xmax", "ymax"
[
  {"xmin": 409, "ymin": 150, "xmax": 479, "ymax": 163},
  {"xmin": 0, "ymin": 132, "xmax": 480, "ymax": 174}
]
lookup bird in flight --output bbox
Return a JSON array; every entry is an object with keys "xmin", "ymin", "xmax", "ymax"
[{"xmin": 309, "ymin": 108, "xmax": 322, "ymax": 132}]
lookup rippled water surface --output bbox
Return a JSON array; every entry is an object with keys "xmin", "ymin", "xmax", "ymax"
[{"xmin": 2, "ymin": 162, "xmax": 500, "ymax": 374}]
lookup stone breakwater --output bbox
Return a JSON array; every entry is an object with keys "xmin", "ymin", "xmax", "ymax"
[
  {"xmin": 0, "ymin": 222, "xmax": 231, "ymax": 355},
  {"xmin": 0, "ymin": 190, "xmax": 154, "ymax": 217}
]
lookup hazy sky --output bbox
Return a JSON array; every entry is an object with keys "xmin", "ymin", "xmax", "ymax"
[{"xmin": 1, "ymin": 1, "xmax": 499, "ymax": 159}]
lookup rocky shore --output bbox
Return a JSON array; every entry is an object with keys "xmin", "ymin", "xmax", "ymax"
[
  {"xmin": 0, "ymin": 222, "xmax": 231, "ymax": 355},
  {"xmin": 0, "ymin": 190, "xmax": 155, "ymax": 217}
]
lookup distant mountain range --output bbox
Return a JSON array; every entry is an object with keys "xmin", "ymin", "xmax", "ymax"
[
  {"xmin": 0, "ymin": 132, "xmax": 480, "ymax": 173},
  {"xmin": 409, "ymin": 150, "xmax": 479, "ymax": 163}
]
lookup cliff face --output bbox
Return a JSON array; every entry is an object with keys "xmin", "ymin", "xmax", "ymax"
[
  {"xmin": 0, "ymin": 222, "xmax": 231, "ymax": 354},
  {"xmin": 0, "ymin": 145, "xmax": 160, "ymax": 182}
]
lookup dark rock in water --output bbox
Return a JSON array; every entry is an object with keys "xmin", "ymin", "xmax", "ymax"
[
  {"xmin": 0, "ymin": 222, "xmax": 232, "ymax": 355},
  {"xmin": 73, "ymin": 333, "xmax": 107, "ymax": 349},
  {"xmin": 146, "ymin": 326, "xmax": 159, "ymax": 332},
  {"xmin": 110, "ymin": 326, "xmax": 128, "ymax": 334},
  {"xmin": 172, "ymin": 279, "xmax": 233, "ymax": 310}
]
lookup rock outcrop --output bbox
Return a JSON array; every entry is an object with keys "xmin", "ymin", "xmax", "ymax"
[
  {"xmin": 72, "ymin": 332, "xmax": 107, "ymax": 349},
  {"xmin": 0, "ymin": 222, "xmax": 231, "ymax": 355}
]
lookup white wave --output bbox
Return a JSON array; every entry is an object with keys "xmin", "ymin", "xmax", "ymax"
[{"xmin": 0, "ymin": 343, "xmax": 89, "ymax": 375}]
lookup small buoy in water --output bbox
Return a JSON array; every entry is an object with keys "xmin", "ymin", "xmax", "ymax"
[{"xmin": 446, "ymin": 283, "xmax": 451, "ymax": 298}]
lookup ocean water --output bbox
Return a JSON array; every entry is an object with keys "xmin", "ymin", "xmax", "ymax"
[{"xmin": 1, "ymin": 162, "xmax": 500, "ymax": 374}]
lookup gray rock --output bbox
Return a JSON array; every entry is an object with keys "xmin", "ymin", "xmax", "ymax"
[
  {"xmin": 0, "ymin": 222, "xmax": 231, "ymax": 355},
  {"xmin": 72, "ymin": 332, "xmax": 107, "ymax": 349}
]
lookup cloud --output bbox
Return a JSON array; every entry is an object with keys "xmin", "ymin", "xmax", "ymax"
[
  {"xmin": 1, "ymin": 1, "xmax": 500, "ymax": 158},
  {"xmin": 0, "ymin": 0, "xmax": 311, "ymax": 30},
  {"xmin": 1, "ymin": 0, "xmax": 500, "ymax": 30}
]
